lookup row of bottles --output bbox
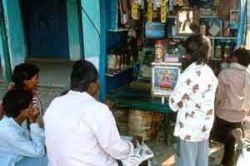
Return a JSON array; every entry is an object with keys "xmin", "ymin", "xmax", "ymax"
[
  {"xmin": 107, "ymin": 49, "xmax": 136, "ymax": 73},
  {"xmin": 214, "ymin": 42, "xmax": 232, "ymax": 59}
]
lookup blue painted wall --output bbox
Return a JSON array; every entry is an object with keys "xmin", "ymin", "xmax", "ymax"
[
  {"xmin": 2, "ymin": 0, "xmax": 26, "ymax": 68},
  {"xmin": 21, "ymin": 0, "xmax": 69, "ymax": 59},
  {"xmin": 67, "ymin": 0, "xmax": 82, "ymax": 60},
  {"xmin": 81, "ymin": 0, "xmax": 100, "ymax": 68}
]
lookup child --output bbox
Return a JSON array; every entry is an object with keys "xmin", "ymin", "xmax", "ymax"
[
  {"xmin": 211, "ymin": 48, "xmax": 250, "ymax": 166},
  {"xmin": 169, "ymin": 34, "xmax": 218, "ymax": 166},
  {"xmin": 0, "ymin": 89, "xmax": 46, "ymax": 166}
]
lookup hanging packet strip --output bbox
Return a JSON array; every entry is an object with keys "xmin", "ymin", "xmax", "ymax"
[
  {"xmin": 131, "ymin": 0, "xmax": 140, "ymax": 20},
  {"xmin": 147, "ymin": 0, "xmax": 153, "ymax": 22},
  {"xmin": 160, "ymin": 0, "xmax": 168, "ymax": 23}
]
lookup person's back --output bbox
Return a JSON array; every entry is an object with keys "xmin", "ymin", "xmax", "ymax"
[
  {"xmin": 211, "ymin": 48, "xmax": 250, "ymax": 166},
  {"xmin": 216, "ymin": 63, "xmax": 247, "ymax": 122},
  {"xmin": 44, "ymin": 91, "xmax": 122, "ymax": 165},
  {"xmin": 44, "ymin": 60, "xmax": 133, "ymax": 166}
]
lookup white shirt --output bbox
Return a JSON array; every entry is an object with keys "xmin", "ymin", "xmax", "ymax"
[
  {"xmin": 169, "ymin": 63, "xmax": 218, "ymax": 142},
  {"xmin": 44, "ymin": 91, "xmax": 133, "ymax": 166}
]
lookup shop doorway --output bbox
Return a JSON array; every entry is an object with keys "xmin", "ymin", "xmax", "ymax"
[{"xmin": 20, "ymin": 0, "xmax": 70, "ymax": 59}]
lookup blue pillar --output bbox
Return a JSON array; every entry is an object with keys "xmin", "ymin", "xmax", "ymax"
[
  {"xmin": 80, "ymin": 0, "xmax": 106, "ymax": 101},
  {"xmin": 2, "ymin": 0, "xmax": 26, "ymax": 68},
  {"xmin": 99, "ymin": 0, "xmax": 107, "ymax": 101},
  {"xmin": 0, "ymin": 0, "xmax": 11, "ymax": 82},
  {"xmin": 80, "ymin": 0, "xmax": 100, "ymax": 68},
  {"xmin": 67, "ymin": 0, "xmax": 81, "ymax": 61},
  {"xmin": 237, "ymin": 0, "xmax": 247, "ymax": 47}
]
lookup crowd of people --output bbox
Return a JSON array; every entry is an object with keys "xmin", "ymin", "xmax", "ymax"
[{"xmin": 0, "ymin": 34, "xmax": 249, "ymax": 166}]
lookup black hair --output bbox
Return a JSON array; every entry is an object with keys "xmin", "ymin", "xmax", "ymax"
[
  {"xmin": 11, "ymin": 63, "xmax": 40, "ymax": 89},
  {"xmin": 233, "ymin": 48, "xmax": 250, "ymax": 67},
  {"xmin": 184, "ymin": 34, "xmax": 211, "ymax": 65},
  {"xmin": 70, "ymin": 60, "xmax": 98, "ymax": 92},
  {"xmin": 2, "ymin": 89, "xmax": 33, "ymax": 118}
]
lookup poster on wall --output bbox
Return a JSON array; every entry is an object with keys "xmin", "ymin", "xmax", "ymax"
[{"xmin": 151, "ymin": 63, "xmax": 181, "ymax": 97}]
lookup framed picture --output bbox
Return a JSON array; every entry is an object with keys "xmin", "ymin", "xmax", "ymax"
[
  {"xmin": 230, "ymin": 10, "xmax": 239, "ymax": 29},
  {"xmin": 200, "ymin": 18, "xmax": 223, "ymax": 36},
  {"xmin": 177, "ymin": 9, "xmax": 194, "ymax": 35},
  {"xmin": 138, "ymin": 48, "xmax": 155, "ymax": 80},
  {"xmin": 151, "ymin": 63, "xmax": 181, "ymax": 97}
]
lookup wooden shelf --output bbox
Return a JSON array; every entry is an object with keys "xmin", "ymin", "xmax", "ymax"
[
  {"xmin": 106, "ymin": 65, "xmax": 135, "ymax": 77},
  {"xmin": 211, "ymin": 36, "xmax": 237, "ymax": 40},
  {"xmin": 210, "ymin": 58, "xmax": 222, "ymax": 61},
  {"xmin": 107, "ymin": 28, "xmax": 128, "ymax": 32},
  {"xmin": 200, "ymin": 15, "xmax": 219, "ymax": 19},
  {"xmin": 168, "ymin": 36, "xmax": 236, "ymax": 40},
  {"xmin": 168, "ymin": 16, "xmax": 177, "ymax": 18},
  {"xmin": 168, "ymin": 35, "xmax": 188, "ymax": 39}
]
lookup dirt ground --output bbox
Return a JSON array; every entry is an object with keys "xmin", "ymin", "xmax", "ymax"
[{"xmin": 114, "ymin": 109, "xmax": 226, "ymax": 166}]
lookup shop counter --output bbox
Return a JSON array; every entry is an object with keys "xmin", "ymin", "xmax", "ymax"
[{"xmin": 107, "ymin": 86, "xmax": 174, "ymax": 144}]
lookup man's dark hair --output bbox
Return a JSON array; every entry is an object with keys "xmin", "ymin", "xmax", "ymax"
[
  {"xmin": 233, "ymin": 48, "xmax": 250, "ymax": 67},
  {"xmin": 184, "ymin": 34, "xmax": 211, "ymax": 65},
  {"xmin": 2, "ymin": 89, "xmax": 33, "ymax": 118},
  {"xmin": 12, "ymin": 63, "xmax": 40, "ymax": 89},
  {"xmin": 71, "ymin": 60, "xmax": 98, "ymax": 92}
]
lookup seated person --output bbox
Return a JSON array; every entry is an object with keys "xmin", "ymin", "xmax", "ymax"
[
  {"xmin": 0, "ymin": 89, "xmax": 46, "ymax": 166},
  {"xmin": 44, "ymin": 60, "xmax": 135, "ymax": 166},
  {"xmin": 0, "ymin": 103, "xmax": 3, "ymax": 120}
]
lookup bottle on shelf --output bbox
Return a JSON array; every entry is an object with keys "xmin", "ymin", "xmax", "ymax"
[
  {"xmin": 154, "ymin": 40, "xmax": 165, "ymax": 62},
  {"xmin": 107, "ymin": 49, "xmax": 116, "ymax": 73},
  {"xmin": 215, "ymin": 45, "xmax": 222, "ymax": 59}
]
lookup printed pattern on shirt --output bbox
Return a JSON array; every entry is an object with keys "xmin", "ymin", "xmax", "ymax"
[{"xmin": 169, "ymin": 63, "xmax": 218, "ymax": 142}]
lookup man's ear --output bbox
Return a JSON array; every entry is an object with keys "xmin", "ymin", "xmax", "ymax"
[{"xmin": 88, "ymin": 82, "xmax": 98, "ymax": 95}]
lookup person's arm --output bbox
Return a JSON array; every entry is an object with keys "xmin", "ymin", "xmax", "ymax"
[
  {"xmin": 5, "ymin": 122, "xmax": 45, "ymax": 158},
  {"xmin": 0, "ymin": 103, "xmax": 4, "ymax": 120},
  {"xmin": 90, "ymin": 107, "xmax": 133, "ymax": 160},
  {"xmin": 215, "ymin": 73, "xmax": 224, "ymax": 107},
  {"xmin": 168, "ymin": 74, "xmax": 188, "ymax": 112}
]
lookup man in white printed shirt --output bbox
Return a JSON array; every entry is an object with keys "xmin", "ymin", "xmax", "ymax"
[
  {"xmin": 169, "ymin": 34, "xmax": 218, "ymax": 166},
  {"xmin": 44, "ymin": 60, "xmax": 134, "ymax": 166}
]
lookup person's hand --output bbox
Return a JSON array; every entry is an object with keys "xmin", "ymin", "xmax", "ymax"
[
  {"xmin": 26, "ymin": 106, "xmax": 39, "ymax": 123},
  {"xmin": 132, "ymin": 136, "xmax": 143, "ymax": 148}
]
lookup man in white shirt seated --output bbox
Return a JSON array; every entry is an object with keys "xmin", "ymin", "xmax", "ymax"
[
  {"xmin": 0, "ymin": 89, "xmax": 46, "ymax": 166},
  {"xmin": 44, "ymin": 60, "xmax": 134, "ymax": 166}
]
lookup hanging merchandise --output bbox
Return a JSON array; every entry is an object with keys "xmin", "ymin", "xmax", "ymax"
[
  {"xmin": 169, "ymin": 0, "xmax": 175, "ymax": 12},
  {"xmin": 147, "ymin": 0, "xmax": 153, "ymax": 22},
  {"xmin": 176, "ymin": 0, "xmax": 184, "ymax": 6},
  {"xmin": 119, "ymin": 0, "xmax": 129, "ymax": 25},
  {"xmin": 216, "ymin": 0, "xmax": 231, "ymax": 20},
  {"xmin": 131, "ymin": 0, "xmax": 140, "ymax": 20},
  {"xmin": 160, "ymin": 0, "xmax": 168, "ymax": 23},
  {"xmin": 153, "ymin": 0, "xmax": 161, "ymax": 10}
]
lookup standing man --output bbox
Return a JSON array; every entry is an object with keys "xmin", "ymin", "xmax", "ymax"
[
  {"xmin": 44, "ymin": 60, "xmax": 134, "ymax": 166},
  {"xmin": 169, "ymin": 34, "xmax": 218, "ymax": 166}
]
